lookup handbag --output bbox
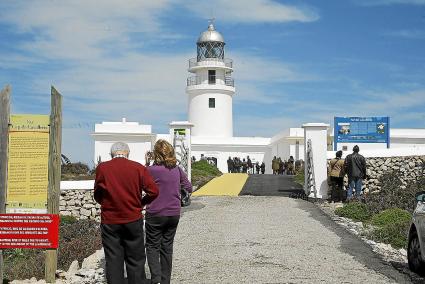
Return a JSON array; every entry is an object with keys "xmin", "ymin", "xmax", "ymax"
[{"xmin": 178, "ymin": 167, "xmax": 191, "ymax": 207}]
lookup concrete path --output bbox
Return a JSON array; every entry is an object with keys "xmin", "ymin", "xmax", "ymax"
[{"xmin": 172, "ymin": 196, "xmax": 411, "ymax": 283}]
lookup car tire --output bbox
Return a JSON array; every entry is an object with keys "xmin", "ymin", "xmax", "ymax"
[{"xmin": 408, "ymin": 230, "xmax": 425, "ymax": 276}]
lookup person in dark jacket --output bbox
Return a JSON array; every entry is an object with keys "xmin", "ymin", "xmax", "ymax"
[
  {"xmin": 260, "ymin": 162, "xmax": 266, "ymax": 174},
  {"xmin": 227, "ymin": 156, "xmax": 233, "ymax": 173},
  {"xmin": 145, "ymin": 140, "xmax": 192, "ymax": 284},
  {"xmin": 94, "ymin": 142, "xmax": 159, "ymax": 284},
  {"xmin": 344, "ymin": 145, "xmax": 366, "ymax": 200}
]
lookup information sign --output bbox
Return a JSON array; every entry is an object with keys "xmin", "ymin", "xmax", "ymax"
[
  {"xmin": 6, "ymin": 114, "xmax": 50, "ymax": 213},
  {"xmin": 334, "ymin": 117, "xmax": 390, "ymax": 150},
  {"xmin": 0, "ymin": 214, "xmax": 59, "ymax": 249}
]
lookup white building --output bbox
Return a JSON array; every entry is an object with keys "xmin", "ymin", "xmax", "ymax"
[{"xmin": 92, "ymin": 22, "xmax": 425, "ymax": 174}]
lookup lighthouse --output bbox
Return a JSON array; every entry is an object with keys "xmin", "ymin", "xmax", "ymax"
[{"xmin": 186, "ymin": 21, "xmax": 235, "ymax": 137}]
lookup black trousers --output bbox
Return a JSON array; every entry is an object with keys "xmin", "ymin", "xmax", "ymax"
[
  {"xmin": 145, "ymin": 214, "xmax": 180, "ymax": 284},
  {"xmin": 101, "ymin": 219, "xmax": 146, "ymax": 284}
]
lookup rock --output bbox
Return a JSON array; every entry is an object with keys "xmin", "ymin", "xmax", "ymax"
[
  {"xmin": 61, "ymin": 211, "xmax": 72, "ymax": 216},
  {"xmin": 83, "ymin": 203, "xmax": 94, "ymax": 209},
  {"xmin": 80, "ymin": 208, "xmax": 91, "ymax": 217},
  {"xmin": 82, "ymin": 249, "xmax": 104, "ymax": 270},
  {"xmin": 67, "ymin": 260, "xmax": 80, "ymax": 277}
]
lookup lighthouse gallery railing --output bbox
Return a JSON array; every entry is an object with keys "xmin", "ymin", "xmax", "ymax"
[{"xmin": 187, "ymin": 75, "xmax": 234, "ymax": 87}]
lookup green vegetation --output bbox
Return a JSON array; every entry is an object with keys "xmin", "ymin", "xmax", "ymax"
[
  {"xmin": 61, "ymin": 162, "xmax": 95, "ymax": 181},
  {"xmin": 335, "ymin": 201, "xmax": 371, "ymax": 222},
  {"xmin": 191, "ymin": 160, "xmax": 222, "ymax": 188},
  {"xmin": 369, "ymin": 208, "xmax": 411, "ymax": 227},
  {"xmin": 335, "ymin": 204, "xmax": 412, "ymax": 249},
  {"xmin": 3, "ymin": 216, "xmax": 102, "ymax": 281},
  {"xmin": 364, "ymin": 170, "xmax": 424, "ymax": 215},
  {"xmin": 365, "ymin": 208, "xmax": 412, "ymax": 249},
  {"xmin": 294, "ymin": 170, "xmax": 304, "ymax": 186}
]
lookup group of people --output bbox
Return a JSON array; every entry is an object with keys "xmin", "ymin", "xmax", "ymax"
[
  {"xmin": 94, "ymin": 140, "xmax": 192, "ymax": 284},
  {"xmin": 272, "ymin": 156, "xmax": 297, "ymax": 175},
  {"xmin": 227, "ymin": 156, "xmax": 266, "ymax": 174},
  {"xmin": 327, "ymin": 145, "xmax": 367, "ymax": 202}
]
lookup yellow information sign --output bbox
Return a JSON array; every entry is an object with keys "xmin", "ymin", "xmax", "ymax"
[{"xmin": 6, "ymin": 114, "xmax": 50, "ymax": 213}]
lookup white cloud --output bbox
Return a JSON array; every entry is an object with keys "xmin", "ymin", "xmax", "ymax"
[
  {"xmin": 0, "ymin": 0, "xmax": 172, "ymax": 61},
  {"xmin": 384, "ymin": 30, "xmax": 425, "ymax": 40},
  {"xmin": 355, "ymin": 0, "xmax": 425, "ymax": 5},
  {"xmin": 183, "ymin": 0, "xmax": 319, "ymax": 23}
]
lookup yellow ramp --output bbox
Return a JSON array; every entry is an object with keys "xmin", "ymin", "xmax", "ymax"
[{"xmin": 193, "ymin": 173, "xmax": 249, "ymax": 196}]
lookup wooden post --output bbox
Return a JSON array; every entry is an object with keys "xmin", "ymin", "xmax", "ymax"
[
  {"xmin": 45, "ymin": 86, "xmax": 62, "ymax": 283},
  {"xmin": 0, "ymin": 85, "xmax": 11, "ymax": 283}
]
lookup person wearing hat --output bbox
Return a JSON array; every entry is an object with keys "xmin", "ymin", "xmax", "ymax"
[
  {"xmin": 344, "ymin": 145, "xmax": 366, "ymax": 201},
  {"xmin": 94, "ymin": 142, "xmax": 159, "ymax": 284}
]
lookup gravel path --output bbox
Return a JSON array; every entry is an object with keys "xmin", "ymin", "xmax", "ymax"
[{"xmin": 172, "ymin": 196, "xmax": 411, "ymax": 284}]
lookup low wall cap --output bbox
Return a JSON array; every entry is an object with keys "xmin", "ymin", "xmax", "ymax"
[{"xmin": 302, "ymin": 123, "xmax": 330, "ymax": 128}]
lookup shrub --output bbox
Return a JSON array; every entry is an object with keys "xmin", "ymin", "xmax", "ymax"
[
  {"xmin": 3, "ymin": 218, "xmax": 102, "ymax": 281},
  {"xmin": 335, "ymin": 201, "xmax": 371, "ymax": 222},
  {"xmin": 192, "ymin": 160, "xmax": 221, "ymax": 176},
  {"xmin": 369, "ymin": 208, "xmax": 412, "ymax": 227},
  {"xmin": 294, "ymin": 170, "xmax": 304, "ymax": 186},
  {"xmin": 191, "ymin": 160, "xmax": 222, "ymax": 188},
  {"xmin": 364, "ymin": 169, "xmax": 425, "ymax": 214},
  {"xmin": 60, "ymin": 215, "xmax": 77, "ymax": 225},
  {"xmin": 366, "ymin": 208, "xmax": 412, "ymax": 249},
  {"xmin": 61, "ymin": 162, "xmax": 95, "ymax": 181}
]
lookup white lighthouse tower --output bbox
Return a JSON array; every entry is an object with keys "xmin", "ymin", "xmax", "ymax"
[{"xmin": 186, "ymin": 21, "xmax": 235, "ymax": 137}]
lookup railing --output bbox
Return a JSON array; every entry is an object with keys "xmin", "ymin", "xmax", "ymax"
[
  {"xmin": 187, "ymin": 75, "xmax": 234, "ymax": 87},
  {"xmin": 188, "ymin": 58, "xmax": 233, "ymax": 69},
  {"xmin": 305, "ymin": 139, "xmax": 317, "ymax": 198}
]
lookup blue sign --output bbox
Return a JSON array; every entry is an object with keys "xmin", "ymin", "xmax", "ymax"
[{"xmin": 334, "ymin": 117, "xmax": 390, "ymax": 150}]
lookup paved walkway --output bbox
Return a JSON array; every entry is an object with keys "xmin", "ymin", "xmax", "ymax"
[
  {"xmin": 192, "ymin": 173, "xmax": 248, "ymax": 196},
  {"xmin": 172, "ymin": 196, "xmax": 412, "ymax": 283},
  {"xmin": 240, "ymin": 174, "xmax": 303, "ymax": 196}
]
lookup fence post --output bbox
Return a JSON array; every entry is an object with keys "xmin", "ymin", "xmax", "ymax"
[
  {"xmin": 0, "ymin": 85, "xmax": 11, "ymax": 282},
  {"xmin": 302, "ymin": 123, "xmax": 329, "ymax": 199},
  {"xmin": 45, "ymin": 86, "xmax": 62, "ymax": 283}
]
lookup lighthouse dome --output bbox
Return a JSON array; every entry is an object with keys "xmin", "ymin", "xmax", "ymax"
[{"xmin": 197, "ymin": 23, "xmax": 224, "ymax": 43}]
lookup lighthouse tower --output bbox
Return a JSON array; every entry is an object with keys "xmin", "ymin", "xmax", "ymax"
[{"xmin": 186, "ymin": 21, "xmax": 235, "ymax": 137}]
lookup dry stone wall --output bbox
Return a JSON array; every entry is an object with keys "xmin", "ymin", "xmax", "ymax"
[
  {"xmin": 60, "ymin": 189, "xmax": 100, "ymax": 222},
  {"xmin": 364, "ymin": 155, "xmax": 424, "ymax": 193}
]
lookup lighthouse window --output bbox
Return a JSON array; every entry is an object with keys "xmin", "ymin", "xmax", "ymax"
[
  {"xmin": 209, "ymin": 98, "xmax": 215, "ymax": 108},
  {"xmin": 208, "ymin": 70, "xmax": 216, "ymax": 84}
]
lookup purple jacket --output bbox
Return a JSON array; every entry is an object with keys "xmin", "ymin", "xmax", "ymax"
[{"xmin": 146, "ymin": 165, "xmax": 192, "ymax": 216}]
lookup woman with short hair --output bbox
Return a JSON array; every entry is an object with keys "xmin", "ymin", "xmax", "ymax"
[{"xmin": 145, "ymin": 139, "xmax": 192, "ymax": 284}]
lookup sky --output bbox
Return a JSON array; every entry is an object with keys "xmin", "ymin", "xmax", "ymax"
[{"xmin": 1, "ymin": 0, "xmax": 424, "ymax": 166}]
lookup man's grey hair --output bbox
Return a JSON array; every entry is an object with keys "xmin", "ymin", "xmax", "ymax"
[{"xmin": 110, "ymin": 142, "xmax": 130, "ymax": 157}]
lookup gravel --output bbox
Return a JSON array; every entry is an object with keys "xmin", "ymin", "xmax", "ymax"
[{"xmin": 173, "ymin": 196, "xmax": 408, "ymax": 283}]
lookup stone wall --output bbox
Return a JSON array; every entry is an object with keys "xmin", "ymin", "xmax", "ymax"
[
  {"xmin": 60, "ymin": 189, "xmax": 100, "ymax": 222},
  {"xmin": 364, "ymin": 155, "xmax": 425, "ymax": 193}
]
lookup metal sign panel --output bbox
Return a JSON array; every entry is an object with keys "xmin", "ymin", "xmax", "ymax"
[
  {"xmin": 6, "ymin": 114, "xmax": 50, "ymax": 213},
  {"xmin": 0, "ymin": 214, "xmax": 59, "ymax": 249},
  {"xmin": 334, "ymin": 117, "xmax": 390, "ymax": 150}
]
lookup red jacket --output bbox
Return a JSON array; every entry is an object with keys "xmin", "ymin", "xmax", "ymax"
[{"xmin": 94, "ymin": 157, "xmax": 159, "ymax": 224}]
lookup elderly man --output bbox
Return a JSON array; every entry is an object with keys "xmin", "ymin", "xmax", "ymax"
[{"xmin": 94, "ymin": 142, "xmax": 159, "ymax": 284}]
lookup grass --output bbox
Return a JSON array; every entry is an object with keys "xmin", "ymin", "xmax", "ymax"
[{"xmin": 191, "ymin": 160, "xmax": 222, "ymax": 189}]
